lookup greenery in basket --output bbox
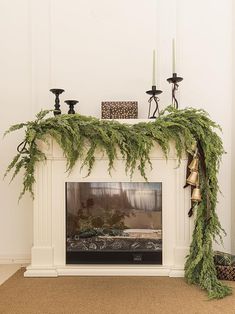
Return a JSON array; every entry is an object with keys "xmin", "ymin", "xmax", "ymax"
[{"xmin": 4, "ymin": 106, "xmax": 232, "ymax": 299}]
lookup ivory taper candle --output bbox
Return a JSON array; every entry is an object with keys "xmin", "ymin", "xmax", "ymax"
[
  {"xmin": 152, "ymin": 49, "xmax": 156, "ymax": 86},
  {"xmin": 172, "ymin": 38, "xmax": 176, "ymax": 73}
]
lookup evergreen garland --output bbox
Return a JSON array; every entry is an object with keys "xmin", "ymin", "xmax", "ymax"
[{"xmin": 4, "ymin": 106, "xmax": 232, "ymax": 298}]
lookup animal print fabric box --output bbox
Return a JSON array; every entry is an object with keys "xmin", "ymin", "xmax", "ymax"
[{"xmin": 101, "ymin": 101, "xmax": 138, "ymax": 119}]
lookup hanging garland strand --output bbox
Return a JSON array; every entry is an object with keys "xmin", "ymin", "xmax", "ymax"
[{"xmin": 4, "ymin": 106, "xmax": 232, "ymax": 299}]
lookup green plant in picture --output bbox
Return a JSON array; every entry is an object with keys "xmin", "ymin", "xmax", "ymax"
[{"xmin": 4, "ymin": 106, "xmax": 232, "ymax": 299}]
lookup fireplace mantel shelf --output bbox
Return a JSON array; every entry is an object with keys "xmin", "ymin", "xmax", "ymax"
[{"xmin": 24, "ymin": 121, "xmax": 191, "ymax": 277}]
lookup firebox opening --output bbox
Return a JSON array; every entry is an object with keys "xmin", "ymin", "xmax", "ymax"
[{"xmin": 66, "ymin": 182, "xmax": 162, "ymax": 264}]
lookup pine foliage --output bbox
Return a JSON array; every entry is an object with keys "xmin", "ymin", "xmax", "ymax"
[{"xmin": 4, "ymin": 106, "xmax": 232, "ymax": 298}]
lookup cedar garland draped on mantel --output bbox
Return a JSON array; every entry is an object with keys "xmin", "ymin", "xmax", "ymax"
[{"xmin": 4, "ymin": 106, "xmax": 232, "ymax": 299}]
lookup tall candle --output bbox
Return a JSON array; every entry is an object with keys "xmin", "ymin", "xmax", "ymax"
[
  {"xmin": 152, "ymin": 49, "xmax": 156, "ymax": 86},
  {"xmin": 172, "ymin": 38, "xmax": 176, "ymax": 73}
]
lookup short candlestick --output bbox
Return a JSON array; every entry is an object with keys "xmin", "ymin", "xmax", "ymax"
[
  {"xmin": 65, "ymin": 100, "xmax": 79, "ymax": 114},
  {"xmin": 50, "ymin": 88, "xmax": 65, "ymax": 115}
]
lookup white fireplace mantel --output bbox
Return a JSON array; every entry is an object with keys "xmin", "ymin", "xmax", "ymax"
[{"xmin": 24, "ymin": 119, "xmax": 192, "ymax": 277}]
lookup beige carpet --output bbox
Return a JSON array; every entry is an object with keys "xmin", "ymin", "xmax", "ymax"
[
  {"xmin": 0, "ymin": 264, "xmax": 20, "ymax": 285},
  {"xmin": 0, "ymin": 269, "xmax": 235, "ymax": 314}
]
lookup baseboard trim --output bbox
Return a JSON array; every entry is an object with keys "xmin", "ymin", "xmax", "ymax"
[
  {"xmin": 0, "ymin": 255, "xmax": 30, "ymax": 265},
  {"xmin": 169, "ymin": 269, "xmax": 185, "ymax": 277},
  {"xmin": 24, "ymin": 264, "xmax": 185, "ymax": 277},
  {"xmin": 24, "ymin": 266, "xmax": 58, "ymax": 277}
]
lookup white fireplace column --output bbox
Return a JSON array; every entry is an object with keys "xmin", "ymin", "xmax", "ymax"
[
  {"xmin": 25, "ymin": 122, "xmax": 192, "ymax": 277},
  {"xmin": 27, "ymin": 142, "xmax": 58, "ymax": 276}
]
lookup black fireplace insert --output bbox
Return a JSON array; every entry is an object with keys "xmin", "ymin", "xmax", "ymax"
[{"xmin": 66, "ymin": 182, "xmax": 162, "ymax": 264}]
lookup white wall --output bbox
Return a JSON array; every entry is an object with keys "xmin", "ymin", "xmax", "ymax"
[
  {"xmin": 177, "ymin": 0, "xmax": 233, "ymax": 252},
  {"xmin": 0, "ymin": 0, "xmax": 32, "ymax": 263},
  {"xmin": 0, "ymin": 0, "xmax": 233, "ymax": 262},
  {"xmin": 232, "ymin": 1, "xmax": 235, "ymax": 254}
]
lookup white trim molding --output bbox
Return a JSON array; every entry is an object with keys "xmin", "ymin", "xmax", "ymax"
[{"xmin": 0, "ymin": 254, "xmax": 30, "ymax": 265}]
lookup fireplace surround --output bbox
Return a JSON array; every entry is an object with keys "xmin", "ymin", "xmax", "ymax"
[{"xmin": 24, "ymin": 119, "xmax": 192, "ymax": 277}]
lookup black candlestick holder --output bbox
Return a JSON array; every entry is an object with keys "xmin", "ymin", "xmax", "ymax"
[
  {"xmin": 65, "ymin": 100, "xmax": 79, "ymax": 114},
  {"xmin": 167, "ymin": 73, "xmax": 183, "ymax": 109},
  {"xmin": 146, "ymin": 86, "xmax": 162, "ymax": 119},
  {"xmin": 50, "ymin": 88, "xmax": 65, "ymax": 115}
]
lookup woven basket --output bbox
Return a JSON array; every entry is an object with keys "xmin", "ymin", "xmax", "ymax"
[{"xmin": 216, "ymin": 265, "xmax": 235, "ymax": 281}]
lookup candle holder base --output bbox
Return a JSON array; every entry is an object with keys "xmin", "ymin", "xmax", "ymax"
[
  {"xmin": 146, "ymin": 86, "xmax": 162, "ymax": 119},
  {"xmin": 65, "ymin": 100, "xmax": 79, "ymax": 114},
  {"xmin": 167, "ymin": 73, "xmax": 183, "ymax": 109}
]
